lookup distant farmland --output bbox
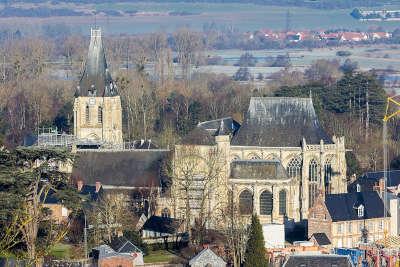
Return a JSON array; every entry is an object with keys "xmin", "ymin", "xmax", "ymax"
[{"xmin": 1, "ymin": 3, "xmax": 400, "ymax": 34}]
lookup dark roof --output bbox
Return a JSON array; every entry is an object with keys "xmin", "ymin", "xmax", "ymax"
[
  {"xmin": 349, "ymin": 170, "xmax": 400, "ymax": 193},
  {"xmin": 230, "ymin": 159, "xmax": 289, "ymax": 180},
  {"xmin": 142, "ymin": 215, "xmax": 183, "ymax": 234},
  {"xmin": 42, "ymin": 188, "xmax": 60, "ymax": 204},
  {"xmin": 325, "ymin": 191, "xmax": 388, "ymax": 222},
  {"xmin": 79, "ymin": 185, "xmax": 101, "ymax": 201},
  {"xmin": 72, "ymin": 150, "xmax": 170, "ymax": 187},
  {"xmin": 311, "ymin": 232, "xmax": 331, "ymax": 246},
  {"xmin": 231, "ymin": 97, "xmax": 332, "ymax": 147},
  {"xmin": 110, "ymin": 236, "xmax": 143, "ymax": 254},
  {"xmin": 283, "ymin": 255, "xmax": 353, "ymax": 267},
  {"xmin": 181, "ymin": 117, "xmax": 240, "ymax": 145},
  {"xmin": 76, "ymin": 28, "xmax": 117, "ymax": 97}
]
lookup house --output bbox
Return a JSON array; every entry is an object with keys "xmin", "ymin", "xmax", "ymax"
[
  {"xmin": 141, "ymin": 215, "xmax": 186, "ymax": 245},
  {"xmin": 91, "ymin": 245, "xmax": 138, "ymax": 267},
  {"xmin": 42, "ymin": 183, "xmax": 103, "ymax": 224},
  {"xmin": 110, "ymin": 236, "xmax": 144, "ymax": 266},
  {"xmin": 370, "ymin": 32, "xmax": 392, "ymax": 40},
  {"xmin": 308, "ymin": 191, "xmax": 390, "ymax": 248},
  {"xmin": 339, "ymin": 32, "xmax": 368, "ymax": 42},
  {"xmin": 282, "ymin": 254, "xmax": 354, "ymax": 267},
  {"xmin": 189, "ymin": 248, "xmax": 226, "ymax": 267},
  {"xmin": 348, "ymin": 170, "xmax": 400, "ymax": 194},
  {"xmin": 319, "ymin": 32, "xmax": 340, "ymax": 41},
  {"xmin": 42, "ymin": 190, "xmax": 70, "ymax": 224}
]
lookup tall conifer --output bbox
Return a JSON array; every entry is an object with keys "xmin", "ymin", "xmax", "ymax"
[{"xmin": 244, "ymin": 214, "xmax": 269, "ymax": 267}]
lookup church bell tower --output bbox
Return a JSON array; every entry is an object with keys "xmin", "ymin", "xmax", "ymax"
[{"xmin": 73, "ymin": 28, "xmax": 123, "ymax": 146}]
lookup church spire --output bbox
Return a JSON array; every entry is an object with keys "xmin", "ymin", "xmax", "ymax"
[{"xmin": 76, "ymin": 27, "xmax": 117, "ymax": 97}]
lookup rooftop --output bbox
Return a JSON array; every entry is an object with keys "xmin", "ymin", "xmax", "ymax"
[
  {"xmin": 283, "ymin": 254, "xmax": 353, "ymax": 267},
  {"xmin": 231, "ymin": 97, "xmax": 332, "ymax": 147},
  {"xmin": 71, "ymin": 150, "xmax": 170, "ymax": 188},
  {"xmin": 325, "ymin": 191, "xmax": 389, "ymax": 222}
]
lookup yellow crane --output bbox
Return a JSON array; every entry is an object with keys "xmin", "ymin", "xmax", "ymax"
[{"xmin": 382, "ymin": 95, "xmax": 400, "ymax": 246}]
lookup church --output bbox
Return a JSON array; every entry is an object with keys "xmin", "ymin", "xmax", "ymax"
[
  {"xmin": 172, "ymin": 97, "xmax": 348, "ymax": 225},
  {"xmin": 69, "ymin": 27, "xmax": 348, "ymax": 227}
]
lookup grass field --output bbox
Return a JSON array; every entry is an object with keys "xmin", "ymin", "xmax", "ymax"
[
  {"xmin": 49, "ymin": 243, "xmax": 72, "ymax": 259},
  {"xmin": 143, "ymin": 250, "xmax": 180, "ymax": 264},
  {"xmin": 2, "ymin": 2, "xmax": 400, "ymax": 35}
]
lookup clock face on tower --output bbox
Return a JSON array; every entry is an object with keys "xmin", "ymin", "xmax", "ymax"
[{"xmin": 89, "ymin": 98, "xmax": 96, "ymax": 105}]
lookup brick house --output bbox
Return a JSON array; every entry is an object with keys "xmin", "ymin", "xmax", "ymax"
[
  {"xmin": 308, "ymin": 191, "xmax": 390, "ymax": 248},
  {"xmin": 92, "ymin": 244, "xmax": 138, "ymax": 267}
]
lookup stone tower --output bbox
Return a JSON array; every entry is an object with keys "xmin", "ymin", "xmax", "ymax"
[{"xmin": 73, "ymin": 28, "xmax": 123, "ymax": 145}]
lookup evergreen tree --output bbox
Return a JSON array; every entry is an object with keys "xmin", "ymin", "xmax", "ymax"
[
  {"xmin": 0, "ymin": 147, "xmax": 80, "ymax": 264},
  {"xmin": 244, "ymin": 214, "xmax": 268, "ymax": 267}
]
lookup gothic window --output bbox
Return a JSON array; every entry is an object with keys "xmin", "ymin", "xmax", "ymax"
[
  {"xmin": 98, "ymin": 106, "xmax": 103, "ymax": 123},
  {"xmin": 239, "ymin": 190, "xmax": 253, "ymax": 215},
  {"xmin": 308, "ymin": 159, "xmax": 319, "ymax": 208},
  {"xmin": 279, "ymin": 190, "xmax": 287, "ymax": 215},
  {"xmin": 85, "ymin": 105, "xmax": 90, "ymax": 123},
  {"xmin": 260, "ymin": 190, "xmax": 273, "ymax": 215},
  {"xmin": 161, "ymin": 208, "xmax": 170, "ymax": 218},
  {"xmin": 287, "ymin": 157, "xmax": 302, "ymax": 178},
  {"xmin": 324, "ymin": 159, "xmax": 332, "ymax": 194},
  {"xmin": 249, "ymin": 153, "xmax": 260, "ymax": 160}
]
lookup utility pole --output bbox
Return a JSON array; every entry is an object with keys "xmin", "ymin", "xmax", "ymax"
[{"xmin": 84, "ymin": 213, "xmax": 88, "ymax": 262}]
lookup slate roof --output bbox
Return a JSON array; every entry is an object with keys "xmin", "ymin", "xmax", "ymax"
[
  {"xmin": 325, "ymin": 191, "xmax": 389, "ymax": 222},
  {"xmin": 76, "ymin": 28, "xmax": 117, "ymax": 97},
  {"xmin": 142, "ymin": 215, "xmax": 183, "ymax": 235},
  {"xmin": 348, "ymin": 170, "xmax": 400, "ymax": 193},
  {"xmin": 181, "ymin": 117, "xmax": 240, "ymax": 145},
  {"xmin": 311, "ymin": 232, "xmax": 331, "ymax": 246},
  {"xmin": 231, "ymin": 97, "xmax": 332, "ymax": 147},
  {"xmin": 110, "ymin": 236, "xmax": 143, "ymax": 254},
  {"xmin": 283, "ymin": 254, "xmax": 353, "ymax": 267},
  {"xmin": 92, "ymin": 245, "xmax": 133, "ymax": 260},
  {"xmin": 71, "ymin": 150, "xmax": 170, "ymax": 187},
  {"xmin": 230, "ymin": 159, "xmax": 289, "ymax": 180},
  {"xmin": 189, "ymin": 248, "xmax": 226, "ymax": 266}
]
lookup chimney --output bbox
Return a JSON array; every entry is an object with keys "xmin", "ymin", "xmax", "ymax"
[
  {"xmin": 95, "ymin": 181, "xmax": 101, "ymax": 193},
  {"xmin": 77, "ymin": 180, "xmax": 84, "ymax": 191}
]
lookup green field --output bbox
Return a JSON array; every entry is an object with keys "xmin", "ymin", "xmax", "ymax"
[
  {"xmin": 49, "ymin": 243, "xmax": 72, "ymax": 259},
  {"xmin": 143, "ymin": 250, "xmax": 180, "ymax": 264},
  {"xmin": 2, "ymin": 2, "xmax": 400, "ymax": 34}
]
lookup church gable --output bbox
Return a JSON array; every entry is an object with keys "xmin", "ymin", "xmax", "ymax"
[{"xmin": 231, "ymin": 97, "xmax": 332, "ymax": 147}]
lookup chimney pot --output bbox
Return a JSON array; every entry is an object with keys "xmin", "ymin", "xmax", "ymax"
[{"xmin": 95, "ymin": 181, "xmax": 101, "ymax": 193}]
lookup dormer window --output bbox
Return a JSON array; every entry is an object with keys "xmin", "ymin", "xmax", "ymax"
[
  {"xmin": 357, "ymin": 205, "xmax": 364, "ymax": 218},
  {"xmin": 356, "ymin": 183, "xmax": 361, "ymax": 192}
]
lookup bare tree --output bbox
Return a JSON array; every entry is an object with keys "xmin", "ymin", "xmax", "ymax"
[{"xmin": 171, "ymin": 145, "xmax": 226, "ymax": 244}]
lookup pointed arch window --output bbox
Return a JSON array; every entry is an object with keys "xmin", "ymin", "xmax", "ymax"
[
  {"xmin": 239, "ymin": 190, "xmax": 253, "ymax": 215},
  {"xmin": 324, "ymin": 159, "xmax": 332, "ymax": 194},
  {"xmin": 98, "ymin": 106, "xmax": 103, "ymax": 123},
  {"xmin": 260, "ymin": 190, "xmax": 273, "ymax": 215},
  {"xmin": 287, "ymin": 157, "xmax": 302, "ymax": 178},
  {"xmin": 85, "ymin": 105, "xmax": 90, "ymax": 123},
  {"xmin": 309, "ymin": 159, "xmax": 319, "ymax": 208},
  {"xmin": 279, "ymin": 190, "xmax": 287, "ymax": 215}
]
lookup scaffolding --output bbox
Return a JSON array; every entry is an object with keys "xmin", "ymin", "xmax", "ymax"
[{"xmin": 36, "ymin": 127, "xmax": 75, "ymax": 148}]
